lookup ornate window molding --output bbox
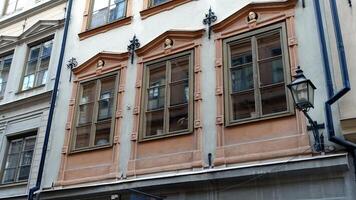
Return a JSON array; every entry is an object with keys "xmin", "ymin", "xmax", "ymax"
[
  {"xmin": 57, "ymin": 52, "xmax": 129, "ymax": 186},
  {"xmin": 127, "ymin": 29, "xmax": 205, "ymax": 176},
  {"xmin": 211, "ymin": 0, "xmax": 311, "ymax": 166}
]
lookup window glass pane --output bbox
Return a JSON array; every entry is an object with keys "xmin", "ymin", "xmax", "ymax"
[
  {"xmin": 148, "ymin": 86, "xmax": 165, "ymax": 110},
  {"xmin": 149, "ymin": 62, "xmax": 166, "ymax": 87},
  {"xmin": 230, "ymin": 42, "xmax": 252, "ymax": 66},
  {"xmin": 231, "ymin": 65, "xmax": 253, "ymax": 92},
  {"xmin": 79, "ymin": 103, "xmax": 94, "ymax": 125},
  {"xmin": 81, "ymin": 81, "xmax": 96, "ymax": 103},
  {"xmin": 169, "ymin": 106, "xmax": 188, "ymax": 132},
  {"xmin": 109, "ymin": 0, "xmax": 126, "ymax": 22},
  {"xmin": 170, "ymin": 81, "xmax": 189, "ymax": 106},
  {"xmin": 2, "ymin": 169, "xmax": 16, "ymax": 183},
  {"xmin": 150, "ymin": 0, "xmax": 168, "ymax": 6},
  {"xmin": 3, "ymin": 55, "xmax": 13, "ymax": 69},
  {"xmin": 9, "ymin": 140, "xmax": 23, "ymax": 153},
  {"xmin": 95, "ymin": 122, "xmax": 111, "ymax": 146},
  {"xmin": 0, "ymin": 82, "xmax": 5, "ymax": 97},
  {"xmin": 261, "ymin": 85, "xmax": 287, "ymax": 115},
  {"xmin": 93, "ymin": 0, "xmax": 109, "ymax": 11},
  {"xmin": 22, "ymin": 74, "xmax": 35, "ymax": 90},
  {"xmin": 35, "ymin": 70, "xmax": 47, "ymax": 86},
  {"xmin": 21, "ymin": 151, "xmax": 33, "ymax": 166},
  {"xmin": 5, "ymin": 154, "xmax": 20, "ymax": 168},
  {"xmin": 259, "ymin": 58, "xmax": 284, "ymax": 86},
  {"xmin": 257, "ymin": 32, "xmax": 282, "ymax": 60},
  {"xmin": 231, "ymin": 91, "xmax": 255, "ymax": 120},
  {"xmin": 18, "ymin": 166, "xmax": 30, "ymax": 181},
  {"xmin": 42, "ymin": 41, "xmax": 53, "ymax": 58},
  {"xmin": 229, "ymin": 41, "xmax": 253, "ymax": 93},
  {"xmin": 171, "ymin": 56, "xmax": 189, "ymax": 82},
  {"xmin": 29, "ymin": 47, "xmax": 40, "ymax": 61},
  {"xmin": 147, "ymin": 63, "xmax": 166, "ymax": 110},
  {"xmin": 145, "ymin": 110, "xmax": 164, "ymax": 137},
  {"xmin": 26, "ymin": 60, "xmax": 37, "ymax": 75},
  {"xmin": 90, "ymin": 0, "xmax": 110, "ymax": 28},
  {"xmin": 98, "ymin": 77, "xmax": 115, "ymax": 120},
  {"xmin": 75, "ymin": 125, "xmax": 91, "ymax": 149},
  {"xmin": 24, "ymin": 138, "xmax": 36, "ymax": 151},
  {"xmin": 0, "ymin": 55, "xmax": 13, "ymax": 97}
]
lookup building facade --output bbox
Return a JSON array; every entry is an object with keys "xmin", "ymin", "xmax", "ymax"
[
  {"xmin": 0, "ymin": 0, "xmax": 355, "ymax": 200},
  {"xmin": 0, "ymin": 0, "xmax": 67, "ymax": 199}
]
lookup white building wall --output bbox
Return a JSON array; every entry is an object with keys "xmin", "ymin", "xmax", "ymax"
[
  {"xmin": 0, "ymin": 0, "xmax": 66, "ymax": 198},
  {"xmin": 47, "ymin": 0, "xmax": 332, "ymax": 186}
]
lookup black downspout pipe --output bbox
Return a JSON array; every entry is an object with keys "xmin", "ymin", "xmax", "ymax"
[
  {"xmin": 28, "ymin": 0, "xmax": 73, "ymax": 199},
  {"xmin": 314, "ymin": 0, "xmax": 356, "ymax": 149}
]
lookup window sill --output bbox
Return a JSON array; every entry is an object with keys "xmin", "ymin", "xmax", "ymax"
[
  {"xmin": 69, "ymin": 143, "xmax": 113, "ymax": 154},
  {"xmin": 225, "ymin": 111, "xmax": 295, "ymax": 127},
  {"xmin": 140, "ymin": 0, "xmax": 193, "ymax": 20},
  {"xmin": 139, "ymin": 129, "xmax": 193, "ymax": 142},
  {"xmin": 0, "ymin": 181, "xmax": 27, "ymax": 188},
  {"xmin": 78, "ymin": 16, "xmax": 133, "ymax": 41},
  {"xmin": 15, "ymin": 84, "xmax": 46, "ymax": 95}
]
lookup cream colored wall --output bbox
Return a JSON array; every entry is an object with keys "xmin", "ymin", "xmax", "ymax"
[
  {"xmin": 322, "ymin": 1, "xmax": 356, "ymax": 120},
  {"xmin": 45, "ymin": 0, "xmax": 330, "ymax": 189},
  {"xmin": 0, "ymin": 1, "xmax": 66, "ymax": 198}
]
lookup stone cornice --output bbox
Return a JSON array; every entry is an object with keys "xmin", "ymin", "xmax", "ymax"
[{"xmin": 0, "ymin": 91, "xmax": 52, "ymax": 113}]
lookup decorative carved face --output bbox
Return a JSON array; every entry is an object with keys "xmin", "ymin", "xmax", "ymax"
[
  {"xmin": 248, "ymin": 11, "xmax": 257, "ymax": 22},
  {"xmin": 164, "ymin": 38, "xmax": 173, "ymax": 49},
  {"xmin": 97, "ymin": 59, "xmax": 105, "ymax": 68}
]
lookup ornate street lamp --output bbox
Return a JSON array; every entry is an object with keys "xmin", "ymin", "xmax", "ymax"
[{"xmin": 287, "ymin": 66, "xmax": 325, "ymax": 153}]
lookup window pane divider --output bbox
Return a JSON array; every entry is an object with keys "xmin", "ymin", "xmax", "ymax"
[
  {"xmin": 146, "ymin": 108, "xmax": 164, "ymax": 113},
  {"xmin": 168, "ymin": 102, "xmax": 189, "ymax": 109},
  {"xmin": 231, "ymin": 88, "xmax": 254, "ymax": 95},
  {"xmin": 252, "ymin": 36, "xmax": 262, "ymax": 117},
  {"xmin": 170, "ymin": 78, "xmax": 188, "ymax": 85},
  {"xmin": 164, "ymin": 60, "xmax": 171, "ymax": 134},
  {"xmin": 257, "ymin": 55, "xmax": 283, "ymax": 63},
  {"xmin": 259, "ymin": 82, "xmax": 285, "ymax": 89},
  {"xmin": 230, "ymin": 62, "xmax": 253, "ymax": 69}
]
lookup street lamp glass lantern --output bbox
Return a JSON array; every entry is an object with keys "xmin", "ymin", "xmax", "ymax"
[{"xmin": 287, "ymin": 66, "xmax": 316, "ymax": 111}]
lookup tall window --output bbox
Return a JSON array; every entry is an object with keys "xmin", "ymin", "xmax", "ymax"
[
  {"xmin": 89, "ymin": 0, "xmax": 127, "ymax": 29},
  {"xmin": 142, "ymin": 52, "xmax": 193, "ymax": 139},
  {"xmin": 0, "ymin": 54, "xmax": 12, "ymax": 98},
  {"xmin": 224, "ymin": 25, "xmax": 290, "ymax": 124},
  {"xmin": 1, "ymin": 135, "xmax": 36, "ymax": 184},
  {"xmin": 149, "ymin": 0, "xmax": 169, "ymax": 7},
  {"xmin": 73, "ymin": 75, "xmax": 118, "ymax": 151},
  {"xmin": 3, "ymin": 0, "xmax": 25, "ymax": 15},
  {"xmin": 22, "ymin": 40, "xmax": 53, "ymax": 91}
]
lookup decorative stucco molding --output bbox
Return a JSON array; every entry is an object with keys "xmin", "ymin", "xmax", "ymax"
[
  {"xmin": 128, "ymin": 29, "xmax": 205, "ymax": 177},
  {"xmin": 57, "ymin": 51, "xmax": 129, "ymax": 186},
  {"xmin": 211, "ymin": 0, "xmax": 310, "ymax": 166}
]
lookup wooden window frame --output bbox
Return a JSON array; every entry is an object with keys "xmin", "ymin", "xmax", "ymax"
[
  {"xmin": 148, "ymin": 0, "xmax": 170, "ymax": 8},
  {"xmin": 70, "ymin": 72, "xmax": 119, "ymax": 153},
  {"xmin": 0, "ymin": 133, "xmax": 36, "ymax": 185},
  {"xmin": 140, "ymin": 50, "xmax": 194, "ymax": 141},
  {"xmin": 86, "ymin": 0, "xmax": 128, "ymax": 30},
  {"xmin": 140, "ymin": 0, "xmax": 193, "ymax": 19},
  {"xmin": 19, "ymin": 38, "xmax": 53, "ymax": 92},
  {"xmin": 0, "ymin": 53, "xmax": 13, "ymax": 99},
  {"xmin": 223, "ymin": 23, "xmax": 293, "ymax": 126}
]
